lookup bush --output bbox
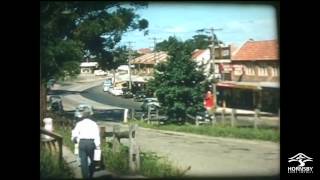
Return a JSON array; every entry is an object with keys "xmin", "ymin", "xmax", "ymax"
[{"xmin": 40, "ymin": 148, "xmax": 74, "ymax": 179}]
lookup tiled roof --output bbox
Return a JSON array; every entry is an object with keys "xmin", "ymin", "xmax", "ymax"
[
  {"xmin": 232, "ymin": 40, "xmax": 278, "ymax": 61},
  {"xmin": 131, "ymin": 51, "xmax": 168, "ymax": 65}
]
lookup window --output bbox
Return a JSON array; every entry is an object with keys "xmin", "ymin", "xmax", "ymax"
[
  {"xmin": 271, "ymin": 66, "xmax": 279, "ymax": 77},
  {"xmin": 244, "ymin": 64, "xmax": 255, "ymax": 76},
  {"xmin": 257, "ymin": 65, "xmax": 268, "ymax": 76}
]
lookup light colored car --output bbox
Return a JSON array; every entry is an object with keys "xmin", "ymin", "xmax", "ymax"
[
  {"xmin": 109, "ymin": 87, "xmax": 124, "ymax": 96},
  {"xmin": 94, "ymin": 70, "xmax": 107, "ymax": 76},
  {"xmin": 103, "ymin": 84, "xmax": 112, "ymax": 92},
  {"xmin": 74, "ymin": 104, "xmax": 94, "ymax": 119},
  {"xmin": 141, "ymin": 98, "xmax": 160, "ymax": 111}
]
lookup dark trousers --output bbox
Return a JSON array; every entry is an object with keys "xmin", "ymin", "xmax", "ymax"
[{"xmin": 79, "ymin": 139, "xmax": 96, "ymax": 179}]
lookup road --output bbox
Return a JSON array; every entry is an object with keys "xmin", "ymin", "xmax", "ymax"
[
  {"xmin": 99, "ymin": 122, "xmax": 279, "ymax": 177},
  {"xmin": 81, "ymin": 85, "xmax": 143, "ymax": 110},
  {"xmin": 54, "ymin": 80, "xmax": 280, "ymax": 177}
]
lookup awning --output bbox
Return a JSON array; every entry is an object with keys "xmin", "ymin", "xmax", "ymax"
[{"xmin": 217, "ymin": 81, "xmax": 262, "ymax": 90}]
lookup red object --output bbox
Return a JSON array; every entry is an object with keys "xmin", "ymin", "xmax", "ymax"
[{"xmin": 204, "ymin": 92, "xmax": 215, "ymax": 109}]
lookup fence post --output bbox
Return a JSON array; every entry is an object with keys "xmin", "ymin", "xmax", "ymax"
[
  {"xmin": 58, "ymin": 138, "xmax": 63, "ymax": 168},
  {"xmin": 231, "ymin": 108, "xmax": 236, "ymax": 127},
  {"xmin": 129, "ymin": 124, "xmax": 140, "ymax": 173},
  {"xmin": 112, "ymin": 125, "xmax": 121, "ymax": 153},
  {"xmin": 99, "ymin": 126, "xmax": 106, "ymax": 145},
  {"xmin": 222, "ymin": 101, "xmax": 226, "ymax": 124},
  {"xmin": 156, "ymin": 109, "xmax": 159, "ymax": 125},
  {"xmin": 254, "ymin": 108, "xmax": 260, "ymax": 129},
  {"xmin": 124, "ymin": 109, "xmax": 129, "ymax": 124},
  {"xmin": 131, "ymin": 109, "xmax": 135, "ymax": 120},
  {"xmin": 147, "ymin": 106, "xmax": 151, "ymax": 124}
]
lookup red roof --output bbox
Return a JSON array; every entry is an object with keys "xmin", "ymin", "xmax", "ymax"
[
  {"xmin": 192, "ymin": 49, "xmax": 206, "ymax": 59},
  {"xmin": 232, "ymin": 40, "xmax": 278, "ymax": 61}
]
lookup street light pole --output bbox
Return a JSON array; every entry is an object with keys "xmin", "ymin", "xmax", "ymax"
[{"xmin": 127, "ymin": 41, "xmax": 134, "ymax": 91}]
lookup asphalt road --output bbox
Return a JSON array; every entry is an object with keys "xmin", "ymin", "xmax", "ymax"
[{"xmin": 81, "ymin": 84, "xmax": 143, "ymax": 110}]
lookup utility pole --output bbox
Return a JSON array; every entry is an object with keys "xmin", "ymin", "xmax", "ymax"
[
  {"xmin": 127, "ymin": 41, "xmax": 134, "ymax": 91},
  {"xmin": 149, "ymin": 37, "xmax": 161, "ymax": 64},
  {"xmin": 197, "ymin": 27, "xmax": 222, "ymax": 112}
]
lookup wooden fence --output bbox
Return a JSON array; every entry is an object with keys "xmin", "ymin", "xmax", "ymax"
[
  {"xmin": 40, "ymin": 128, "xmax": 63, "ymax": 167},
  {"xmin": 100, "ymin": 124, "xmax": 140, "ymax": 173}
]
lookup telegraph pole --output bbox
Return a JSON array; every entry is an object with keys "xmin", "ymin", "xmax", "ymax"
[
  {"xmin": 149, "ymin": 37, "xmax": 161, "ymax": 64},
  {"xmin": 127, "ymin": 41, "xmax": 134, "ymax": 91}
]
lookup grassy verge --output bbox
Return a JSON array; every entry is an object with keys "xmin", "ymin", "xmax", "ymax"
[
  {"xmin": 130, "ymin": 120, "xmax": 280, "ymax": 142},
  {"xmin": 102, "ymin": 142, "xmax": 184, "ymax": 177},
  {"xmin": 40, "ymin": 148, "xmax": 74, "ymax": 179}
]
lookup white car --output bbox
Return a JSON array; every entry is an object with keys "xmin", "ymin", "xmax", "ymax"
[
  {"xmin": 94, "ymin": 70, "xmax": 107, "ymax": 76},
  {"xmin": 109, "ymin": 87, "xmax": 123, "ymax": 96},
  {"xmin": 103, "ymin": 84, "xmax": 112, "ymax": 92},
  {"xmin": 74, "ymin": 104, "xmax": 94, "ymax": 119}
]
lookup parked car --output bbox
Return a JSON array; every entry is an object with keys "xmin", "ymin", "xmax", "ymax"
[
  {"xmin": 123, "ymin": 89, "xmax": 133, "ymax": 98},
  {"xmin": 74, "ymin": 104, "xmax": 94, "ymax": 120},
  {"xmin": 109, "ymin": 87, "xmax": 124, "ymax": 96},
  {"xmin": 103, "ymin": 78, "xmax": 113, "ymax": 86},
  {"xmin": 49, "ymin": 95, "xmax": 63, "ymax": 113},
  {"xmin": 133, "ymin": 91, "xmax": 147, "ymax": 102},
  {"xmin": 94, "ymin": 70, "xmax": 107, "ymax": 76},
  {"xmin": 141, "ymin": 98, "xmax": 160, "ymax": 112},
  {"xmin": 195, "ymin": 111, "xmax": 215, "ymax": 125},
  {"xmin": 103, "ymin": 84, "xmax": 113, "ymax": 92}
]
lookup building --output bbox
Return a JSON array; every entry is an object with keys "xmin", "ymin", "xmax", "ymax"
[
  {"xmin": 216, "ymin": 39, "xmax": 279, "ymax": 113},
  {"xmin": 80, "ymin": 62, "xmax": 99, "ymax": 74},
  {"xmin": 230, "ymin": 39, "xmax": 279, "ymax": 82},
  {"xmin": 191, "ymin": 45, "xmax": 232, "ymax": 79},
  {"xmin": 130, "ymin": 51, "xmax": 168, "ymax": 75}
]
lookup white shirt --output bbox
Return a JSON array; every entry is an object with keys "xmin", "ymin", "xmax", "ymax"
[{"xmin": 71, "ymin": 118, "xmax": 100, "ymax": 147}]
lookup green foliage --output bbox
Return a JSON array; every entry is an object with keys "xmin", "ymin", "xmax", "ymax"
[
  {"xmin": 40, "ymin": 148, "xmax": 74, "ymax": 179},
  {"xmin": 103, "ymin": 143, "xmax": 130, "ymax": 175},
  {"xmin": 148, "ymin": 37, "xmax": 206, "ymax": 121},
  {"xmin": 140, "ymin": 152, "xmax": 184, "ymax": 177},
  {"xmin": 40, "ymin": 2, "xmax": 149, "ymax": 82}
]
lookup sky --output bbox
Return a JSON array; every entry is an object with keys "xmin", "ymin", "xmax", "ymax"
[{"xmin": 118, "ymin": 2, "xmax": 279, "ymax": 50}]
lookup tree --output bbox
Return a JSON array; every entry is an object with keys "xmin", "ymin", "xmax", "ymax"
[
  {"xmin": 40, "ymin": 2, "xmax": 149, "ymax": 122},
  {"xmin": 147, "ymin": 37, "xmax": 207, "ymax": 122}
]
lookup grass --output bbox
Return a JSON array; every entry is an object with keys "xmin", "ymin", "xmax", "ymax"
[
  {"xmin": 102, "ymin": 142, "xmax": 184, "ymax": 177},
  {"xmin": 40, "ymin": 148, "xmax": 74, "ymax": 179},
  {"xmin": 130, "ymin": 120, "xmax": 280, "ymax": 142}
]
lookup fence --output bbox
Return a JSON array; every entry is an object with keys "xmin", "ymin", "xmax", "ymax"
[
  {"xmin": 40, "ymin": 128, "xmax": 63, "ymax": 167},
  {"xmin": 187, "ymin": 108, "xmax": 279, "ymax": 129},
  {"xmin": 100, "ymin": 124, "xmax": 140, "ymax": 173}
]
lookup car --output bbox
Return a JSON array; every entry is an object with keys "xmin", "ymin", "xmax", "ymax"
[
  {"xmin": 133, "ymin": 91, "xmax": 147, "ymax": 102},
  {"xmin": 103, "ymin": 78, "xmax": 113, "ymax": 85},
  {"xmin": 74, "ymin": 104, "xmax": 94, "ymax": 120},
  {"xmin": 49, "ymin": 95, "xmax": 63, "ymax": 112},
  {"xmin": 103, "ymin": 84, "xmax": 112, "ymax": 92},
  {"xmin": 94, "ymin": 70, "xmax": 107, "ymax": 76},
  {"xmin": 123, "ymin": 88, "xmax": 133, "ymax": 98},
  {"xmin": 195, "ymin": 111, "xmax": 215, "ymax": 125},
  {"xmin": 109, "ymin": 87, "xmax": 124, "ymax": 96},
  {"xmin": 141, "ymin": 98, "xmax": 160, "ymax": 112}
]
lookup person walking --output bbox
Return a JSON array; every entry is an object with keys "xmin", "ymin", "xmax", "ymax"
[{"xmin": 71, "ymin": 107, "xmax": 100, "ymax": 179}]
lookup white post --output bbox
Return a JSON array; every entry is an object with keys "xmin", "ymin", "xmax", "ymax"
[
  {"xmin": 124, "ymin": 109, "xmax": 129, "ymax": 123},
  {"xmin": 43, "ymin": 118, "xmax": 53, "ymax": 140}
]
